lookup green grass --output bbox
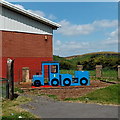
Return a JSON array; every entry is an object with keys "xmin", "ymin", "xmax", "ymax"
[
  {"xmin": 47, "ymin": 94, "xmax": 57, "ymax": 99},
  {"xmin": 2, "ymin": 96, "xmax": 37, "ymax": 119},
  {"xmin": 90, "ymin": 69, "xmax": 119, "ymax": 82},
  {"xmin": 89, "ymin": 70, "xmax": 96, "ymax": 76},
  {"xmin": 2, "ymin": 112, "xmax": 35, "ymax": 120},
  {"xmin": 1, "ymin": 84, "xmax": 7, "ymax": 98},
  {"xmin": 38, "ymin": 93, "xmax": 46, "ymax": 96},
  {"xmin": 85, "ymin": 69, "xmax": 118, "ymax": 78},
  {"xmin": 1, "ymin": 87, "xmax": 24, "ymax": 99},
  {"xmin": 64, "ymin": 84, "xmax": 120, "ymax": 105},
  {"xmin": 14, "ymin": 87, "xmax": 24, "ymax": 93},
  {"xmin": 60, "ymin": 70, "xmax": 74, "ymax": 75},
  {"xmin": 60, "ymin": 69, "xmax": 119, "ymax": 82},
  {"xmin": 102, "ymin": 69, "xmax": 118, "ymax": 78},
  {"xmin": 60, "ymin": 69, "xmax": 118, "ymax": 77},
  {"xmin": 38, "ymin": 94, "xmax": 58, "ymax": 100},
  {"xmin": 71, "ymin": 55, "xmax": 93, "ymax": 63}
]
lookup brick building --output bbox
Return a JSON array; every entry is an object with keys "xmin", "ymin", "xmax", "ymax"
[{"xmin": 0, "ymin": 0, "xmax": 60, "ymax": 82}]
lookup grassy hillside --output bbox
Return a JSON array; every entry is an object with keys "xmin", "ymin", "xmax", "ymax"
[
  {"xmin": 53, "ymin": 51, "xmax": 120, "ymax": 70},
  {"xmin": 65, "ymin": 51, "xmax": 119, "ymax": 60}
]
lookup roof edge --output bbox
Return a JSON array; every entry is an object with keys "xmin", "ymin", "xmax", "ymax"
[{"xmin": 0, "ymin": 0, "xmax": 61, "ymax": 29}]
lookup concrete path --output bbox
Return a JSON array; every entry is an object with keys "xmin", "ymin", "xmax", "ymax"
[{"xmin": 21, "ymin": 95, "xmax": 119, "ymax": 119}]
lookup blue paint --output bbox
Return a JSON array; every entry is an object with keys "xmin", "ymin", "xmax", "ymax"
[{"xmin": 32, "ymin": 61, "xmax": 90, "ymax": 87}]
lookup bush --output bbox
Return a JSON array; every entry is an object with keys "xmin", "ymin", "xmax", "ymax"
[
  {"xmin": 53, "ymin": 52, "xmax": 119, "ymax": 71},
  {"xmin": 60, "ymin": 61, "xmax": 76, "ymax": 70}
]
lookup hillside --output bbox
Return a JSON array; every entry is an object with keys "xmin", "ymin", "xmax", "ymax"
[
  {"xmin": 53, "ymin": 52, "xmax": 120, "ymax": 70},
  {"xmin": 65, "ymin": 51, "xmax": 119, "ymax": 60}
]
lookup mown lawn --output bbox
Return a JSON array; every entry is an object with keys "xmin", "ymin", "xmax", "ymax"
[
  {"xmin": 60, "ymin": 69, "xmax": 119, "ymax": 81},
  {"xmin": 64, "ymin": 84, "xmax": 120, "ymax": 105},
  {"xmin": 60, "ymin": 70, "xmax": 74, "ymax": 75},
  {"xmin": 89, "ymin": 69, "xmax": 118, "ymax": 78},
  {"xmin": 2, "ymin": 96, "xmax": 37, "ymax": 119}
]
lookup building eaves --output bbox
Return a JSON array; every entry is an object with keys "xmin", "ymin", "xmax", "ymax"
[{"xmin": 0, "ymin": 0, "xmax": 61, "ymax": 29}]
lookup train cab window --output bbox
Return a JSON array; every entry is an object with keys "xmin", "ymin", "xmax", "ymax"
[{"xmin": 51, "ymin": 65, "xmax": 58, "ymax": 73}]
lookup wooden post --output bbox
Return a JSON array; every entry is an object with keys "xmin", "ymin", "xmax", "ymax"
[
  {"xmin": 96, "ymin": 65, "xmax": 102, "ymax": 78},
  {"xmin": 77, "ymin": 65, "xmax": 83, "ymax": 71},
  {"xmin": 118, "ymin": 65, "xmax": 120, "ymax": 79},
  {"xmin": 7, "ymin": 58, "xmax": 14, "ymax": 100},
  {"xmin": 22, "ymin": 67, "xmax": 29, "ymax": 82}
]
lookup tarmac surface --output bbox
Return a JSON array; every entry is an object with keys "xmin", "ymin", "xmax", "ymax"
[{"xmin": 21, "ymin": 95, "xmax": 119, "ymax": 119}]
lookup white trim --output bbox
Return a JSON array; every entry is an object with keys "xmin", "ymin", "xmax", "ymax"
[
  {"xmin": 0, "ymin": 0, "xmax": 61, "ymax": 29},
  {"xmin": 1, "ymin": 29, "xmax": 53, "ymax": 35}
]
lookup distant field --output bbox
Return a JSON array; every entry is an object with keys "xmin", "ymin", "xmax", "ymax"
[
  {"xmin": 60, "ymin": 69, "xmax": 117, "ymax": 77},
  {"xmin": 89, "ymin": 69, "xmax": 118, "ymax": 78},
  {"xmin": 65, "ymin": 51, "xmax": 119, "ymax": 60},
  {"xmin": 60, "ymin": 69, "xmax": 118, "ymax": 81}
]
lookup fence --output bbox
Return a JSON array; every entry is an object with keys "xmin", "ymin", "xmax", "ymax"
[
  {"xmin": 0, "ymin": 78, "xmax": 9, "ymax": 99},
  {"xmin": 60, "ymin": 65, "xmax": 119, "ymax": 82},
  {"xmin": 78, "ymin": 65, "xmax": 119, "ymax": 82},
  {"xmin": 19, "ymin": 65, "xmax": 120, "ymax": 84}
]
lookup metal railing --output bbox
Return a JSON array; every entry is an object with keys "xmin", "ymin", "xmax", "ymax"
[{"xmin": 0, "ymin": 78, "xmax": 9, "ymax": 98}]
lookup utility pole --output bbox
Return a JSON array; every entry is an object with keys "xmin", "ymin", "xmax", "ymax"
[{"xmin": 7, "ymin": 58, "xmax": 14, "ymax": 100}]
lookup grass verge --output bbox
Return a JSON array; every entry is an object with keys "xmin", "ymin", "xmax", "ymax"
[
  {"xmin": 47, "ymin": 94, "xmax": 58, "ymax": 100},
  {"xmin": 2, "ymin": 96, "xmax": 37, "ymax": 119},
  {"xmin": 14, "ymin": 87, "xmax": 24, "ymax": 93},
  {"xmin": 64, "ymin": 84, "xmax": 120, "ymax": 105},
  {"xmin": 38, "ymin": 94, "xmax": 58, "ymax": 100}
]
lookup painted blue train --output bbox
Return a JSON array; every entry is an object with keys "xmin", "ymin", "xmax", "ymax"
[{"xmin": 32, "ymin": 61, "xmax": 90, "ymax": 87}]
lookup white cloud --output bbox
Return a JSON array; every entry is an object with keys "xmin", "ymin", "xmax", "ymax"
[
  {"xmin": 53, "ymin": 40, "xmax": 90, "ymax": 56},
  {"xmin": 14, "ymin": 4, "xmax": 57, "ymax": 19},
  {"xmin": 56, "ymin": 40, "xmax": 62, "ymax": 46},
  {"xmin": 14, "ymin": 4, "xmax": 25, "ymax": 9},
  {"xmin": 109, "ymin": 29, "xmax": 118, "ymax": 37},
  {"xmin": 54, "ymin": 29, "xmax": 118, "ymax": 57},
  {"xmin": 57, "ymin": 19, "xmax": 118, "ymax": 36},
  {"xmin": 14, "ymin": 4, "xmax": 46, "ymax": 17},
  {"xmin": 48, "ymin": 14, "xmax": 57, "ymax": 20},
  {"xmin": 57, "ymin": 20, "xmax": 94, "ymax": 36},
  {"xmin": 103, "ymin": 29, "xmax": 118, "ymax": 45},
  {"xmin": 93, "ymin": 20, "xmax": 118, "ymax": 28},
  {"xmin": 28, "ymin": 10, "xmax": 46, "ymax": 17}
]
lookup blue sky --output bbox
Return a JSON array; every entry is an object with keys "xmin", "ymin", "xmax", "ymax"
[{"xmin": 8, "ymin": 2, "xmax": 118, "ymax": 57}]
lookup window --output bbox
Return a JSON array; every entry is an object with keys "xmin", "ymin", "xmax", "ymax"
[{"xmin": 51, "ymin": 65, "xmax": 58, "ymax": 73}]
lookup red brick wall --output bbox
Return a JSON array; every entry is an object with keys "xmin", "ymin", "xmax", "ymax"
[
  {"xmin": 2, "ymin": 31, "xmax": 53, "ymax": 82},
  {"xmin": 2, "ymin": 31, "xmax": 53, "ymax": 57},
  {"xmin": 2, "ymin": 57, "xmax": 52, "ymax": 82}
]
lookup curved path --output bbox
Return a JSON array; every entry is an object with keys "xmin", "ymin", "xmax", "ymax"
[{"xmin": 21, "ymin": 95, "xmax": 119, "ymax": 119}]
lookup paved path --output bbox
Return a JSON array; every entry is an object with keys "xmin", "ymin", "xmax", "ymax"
[{"xmin": 21, "ymin": 95, "xmax": 119, "ymax": 119}]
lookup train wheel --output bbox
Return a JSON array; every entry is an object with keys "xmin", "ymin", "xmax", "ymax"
[
  {"xmin": 51, "ymin": 79, "xmax": 59, "ymax": 86},
  {"xmin": 80, "ymin": 77, "xmax": 88, "ymax": 85},
  {"xmin": 63, "ymin": 78, "xmax": 71, "ymax": 86},
  {"xmin": 34, "ymin": 80, "xmax": 41, "ymax": 87}
]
